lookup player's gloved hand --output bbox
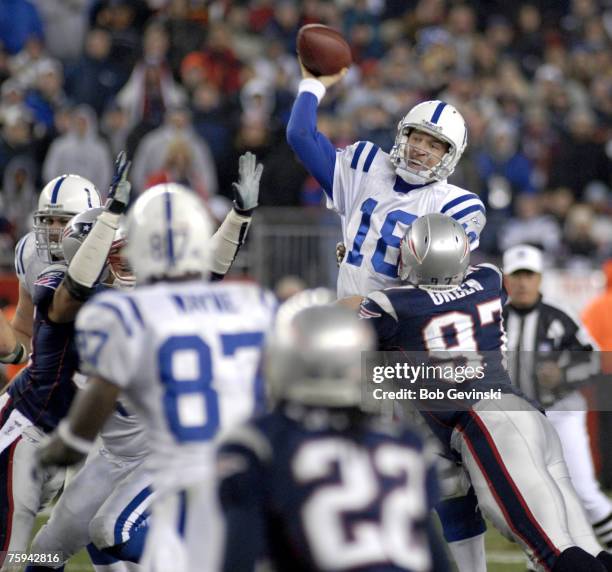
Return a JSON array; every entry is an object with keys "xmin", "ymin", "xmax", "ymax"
[
  {"xmin": 232, "ymin": 151, "xmax": 263, "ymax": 215},
  {"xmin": 37, "ymin": 433, "xmax": 85, "ymax": 468},
  {"xmin": 336, "ymin": 242, "xmax": 346, "ymax": 266},
  {"xmin": 105, "ymin": 151, "xmax": 131, "ymax": 215},
  {"xmin": 298, "ymin": 57, "xmax": 349, "ymax": 88}
]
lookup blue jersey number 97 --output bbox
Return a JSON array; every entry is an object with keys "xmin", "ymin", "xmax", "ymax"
[{"xmin": 158, "ymin": 332, "xmax": 264, "ymax": 443}]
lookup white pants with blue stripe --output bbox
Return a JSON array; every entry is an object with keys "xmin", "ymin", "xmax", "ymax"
[
  {"xmin": 31, "ymin": 446, "xmax": 154, "ymax": 562},
  {"xmin": 140, "ymin": 478, "xmax": 222, "ymax": 572}
]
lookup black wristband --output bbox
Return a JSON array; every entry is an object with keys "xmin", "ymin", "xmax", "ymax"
[
  {"xmin": 232, "ymin": 203, "xmax": 255, "ymax": 217},
  {"xmin": 105, "ymin": 199, "xmax": 126, "ymax": 215},
  {"xmin": 64, "ymin": 274, "xmax": 96, "ymax": 302}
]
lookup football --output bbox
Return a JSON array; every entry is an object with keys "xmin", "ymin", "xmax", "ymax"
[{"xmin": 297, "ymin": 24, "xmax": 352, "ymax": 77}]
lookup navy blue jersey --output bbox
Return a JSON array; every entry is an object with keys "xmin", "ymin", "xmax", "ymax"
[
  {"xmin": 360, "ymin": 264, "xmax": 525, "ymax": 448},
  {"xmin": 360, "ymin": 264, "xmax": 507, "ymax": 353},
  {"xmin": 218, "ymin": 405, "xmax": 446, "ymax": 572},
  {"xmin": 8, "ymin": 266, "xmax": 100, "ymax": 432}
]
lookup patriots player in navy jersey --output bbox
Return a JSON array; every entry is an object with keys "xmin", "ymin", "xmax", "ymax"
[
  {"xmin": 286, "ymin": 61, "xmax": 485, "ymax": 299},
  {"xmin": 0, "ymin": 154, "xmax": 133, "ymax": 566},
  {"xmin": 217, "ymin": 291, "xmax": 449, "ymax": 572},
  {"xmin": 357, "ymin": 214, "xmax": 612, "ymax": 572}
]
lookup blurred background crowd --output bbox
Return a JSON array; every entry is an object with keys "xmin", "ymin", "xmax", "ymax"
[{"xmin": 0, "ymin": 0, "xmax": 610, "ymax": 274}]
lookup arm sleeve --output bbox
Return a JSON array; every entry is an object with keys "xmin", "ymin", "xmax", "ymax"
[
  {"xmin": 32, "ymin": 266, "xmax": 66, "ymax": 311},
  {"xmin": 359, "ymin": 293, "xmax": 399, "ymax": 343},
  {"xmin": 441, "ymin": 191, "xmax": 486, "ymax": 250},
  {"xmin": 209, "ymin": 209, "xmax": 251, "ymax": 279},
  {"xmin": 75, "ymin": 294, "xmax": 141, "ymax": 388},
  {"xmin": 286, "ymin": 91, "xmax": 337, "ymax": 198}
]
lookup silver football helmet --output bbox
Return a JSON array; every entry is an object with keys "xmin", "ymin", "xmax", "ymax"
[
  {"xmin": 266, "ymin": 289, "xmax": 376, "ymax": 407},
  {"xmin": 390, "ymin": 100, "xmax": 467, "ymax": 184},
  {"xmin": 61, "ymin": 207, "xmax": 111, "ymax": 282},
  {"xmin": 399, "ymin": 213, "xmax": 470, "ymax": 290},
  {"xmin": 34, "ymin": 174, "xmax": 102, "ymax": 262},
  {"xmin": 125, "ymin": 183, "xmax": 214, "ymax": 283}
]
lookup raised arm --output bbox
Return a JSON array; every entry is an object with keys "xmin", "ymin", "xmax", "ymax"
[
  {"xmin": 210, "ymin": 152, "xmax": 263, "ymax": 281},
  {"xmin": 286, "ymin": 62, "xmax": 348, "ymax": 197},
  {"xmin": 49, "ymin": 153, "xmax": 131, "ymax": 323}
]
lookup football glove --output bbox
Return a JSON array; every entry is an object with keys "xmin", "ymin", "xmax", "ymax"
[
  {"xmin": 105, "ymin": 151, "xmax": 131, "ymax": 215},
  {"xmin": 232, "ymin": 151, "xmax": 263, "ymax": 214}
]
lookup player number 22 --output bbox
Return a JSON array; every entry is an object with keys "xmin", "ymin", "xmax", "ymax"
[{"xmin": 293, "ymin": 439, "xmax": 430, "ymax": 571}]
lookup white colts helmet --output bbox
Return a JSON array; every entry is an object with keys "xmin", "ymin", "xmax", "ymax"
[
  {"xmin": 390, "ymin": 100, "xmax": 468, "ymax": 184},
  {"xmin": 125, "ymin": 183, "xmax": 214, "ymax": 284},
  {"xmin": 34, "ymin": 174, "xmax": 102, "ymax": 262}
]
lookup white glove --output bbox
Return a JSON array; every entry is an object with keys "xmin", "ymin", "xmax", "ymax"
[{"xmin": 232, "ymin": 151, "xmax": 263, "ymax": 213}]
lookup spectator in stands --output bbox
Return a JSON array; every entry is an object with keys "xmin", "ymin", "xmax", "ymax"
[
  {"xmin": 131, "ymin": 105, "xmax": 217, "ymax": 196},
  {"xmin": 42, "ymin": 104, "xmax": 112, "ymax": 192},
  {"xmin": 31, "ymin": 0, "xmax": 88, "ymax": 64},
  {"xmin": 23, "ymin": 58, "xmax": 66, "ymax": 134},
  {"xmin": 549, "ymin": 107, "xmax": 610, "ymax": 200},
  {"xmin": 498, "ymin": 193, "xmax": 563, "ymax": 255},
  {"xmin": 181, "ymin": 23, "xmax": 243, "ymax": 96},
  {"xmin": 144, "ymin": 137, "xmax": 209, "ymax": 201},
  {"xmin": 1, "ymin": 155, "xmax": 37, "ymax": 237},
  {"xmin": 0, "ymin": 0, "xmax": 43, "ymax": 56},
  {"xmin": 65, "ymin": 27, "xmax": 128, "ymax": 115},
  {"xmin": 116, "ymin": 21, "xmax": 185, "ymax": 133}
]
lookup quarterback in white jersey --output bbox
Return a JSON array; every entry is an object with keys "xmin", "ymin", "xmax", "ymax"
[
  {"xmin": 40, "ymin": 184, "xmax": 275, "ymax": 572},
  {"xmin": 287, "ymin": 66, "xmax": 485, "ymax": 298}
]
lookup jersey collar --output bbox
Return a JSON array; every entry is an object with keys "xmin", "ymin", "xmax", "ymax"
[{"xmin": 393, "ymin": 176, "xmax": 430, "ymax": 194}]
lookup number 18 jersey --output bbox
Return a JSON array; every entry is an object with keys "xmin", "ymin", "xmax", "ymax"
[
  {"xmin": 332, "ymin": 142, "xmax": 486, "ymax": 298},
  {"xmin": 76, "ymin": 280, "xmax": 276, "ymax": 490}
]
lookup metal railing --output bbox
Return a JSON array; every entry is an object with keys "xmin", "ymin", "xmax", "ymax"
[{"xmin": 235, "ymin": 207, "xmax": 342, "ymax": 290}]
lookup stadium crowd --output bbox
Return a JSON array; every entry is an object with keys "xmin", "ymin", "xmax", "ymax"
[{"xmin": 0, "ymin": 0, "xmax": 610, "ymax": 269}]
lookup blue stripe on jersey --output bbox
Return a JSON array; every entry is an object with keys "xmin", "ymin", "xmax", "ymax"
[
  {"xmin": 451, "ymin": 204, "xmax": 486, "ymax": 220},
  {"xmin": 124, "ymin": 296, "xmax": 144, "ymax": 328},
  {"xmin": 393, "ymin": 176, "xmax": 429, "ymax": 194},
  {"xmin": 113, "ymin": 486, "xmax": 153, "ymax": 545},
  {"xmin": 115, "ymin": 402, "xmax": 130, "ymax": 417},
  {"xmin": 441, "ymin": 193, "xmax": 480, "ymax": 213},
  {"xmin": 430, "ymin": 101, "xmax": 447, "ymax": 124},
  {"xmin": 16, "ymin": 236, "xmax": 27, "ymax": 274},
  {"xmin": 50, "ymin": 175, "xmax": 67, "ymax": 204},
  {"xmin": 94, "ymin": 301, "xmax": 132, "ymax": 337},
  {"xmin": 468, "ymin": 231, "xmax": 478, "ymax": 243},
  {"xmin": 177, "ymin": 490, "xmax": 187, "ymax": 537},
  {"xmin": 363, "ymin": 145, "xmax": 379, "ymax": 172},
  {"xmin": 350, "ymin": 142, "xmax": 367, "ymax": 170}
]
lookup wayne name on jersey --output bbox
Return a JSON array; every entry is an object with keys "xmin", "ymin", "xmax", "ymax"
[
  {"xmin": 75, "ymin": 280, "xmax": 276, "ymax": 490},
  {"xmin": 330, "ymin": 142, "xmax": 485, "ymax": 298},
  {"xmin": 14, "ymin": 232, "xmax": 147, "ymax": 457}
]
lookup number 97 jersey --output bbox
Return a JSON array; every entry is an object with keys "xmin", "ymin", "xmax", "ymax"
[{"xmin": 75, "ymin": 280, "xmax": 276, "ymax": 489}]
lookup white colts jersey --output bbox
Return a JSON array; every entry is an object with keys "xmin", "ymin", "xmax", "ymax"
[
  {"xmin": 329, "ymin": 142, "xmax": 486, "ymax": 298},
  {"xmin": 15, "ymin": 231, "xmax": 50, "ymax": 297},
  {"xmin": 76, "ymin": 280, "xmax": 276, "ymax": 491}
]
